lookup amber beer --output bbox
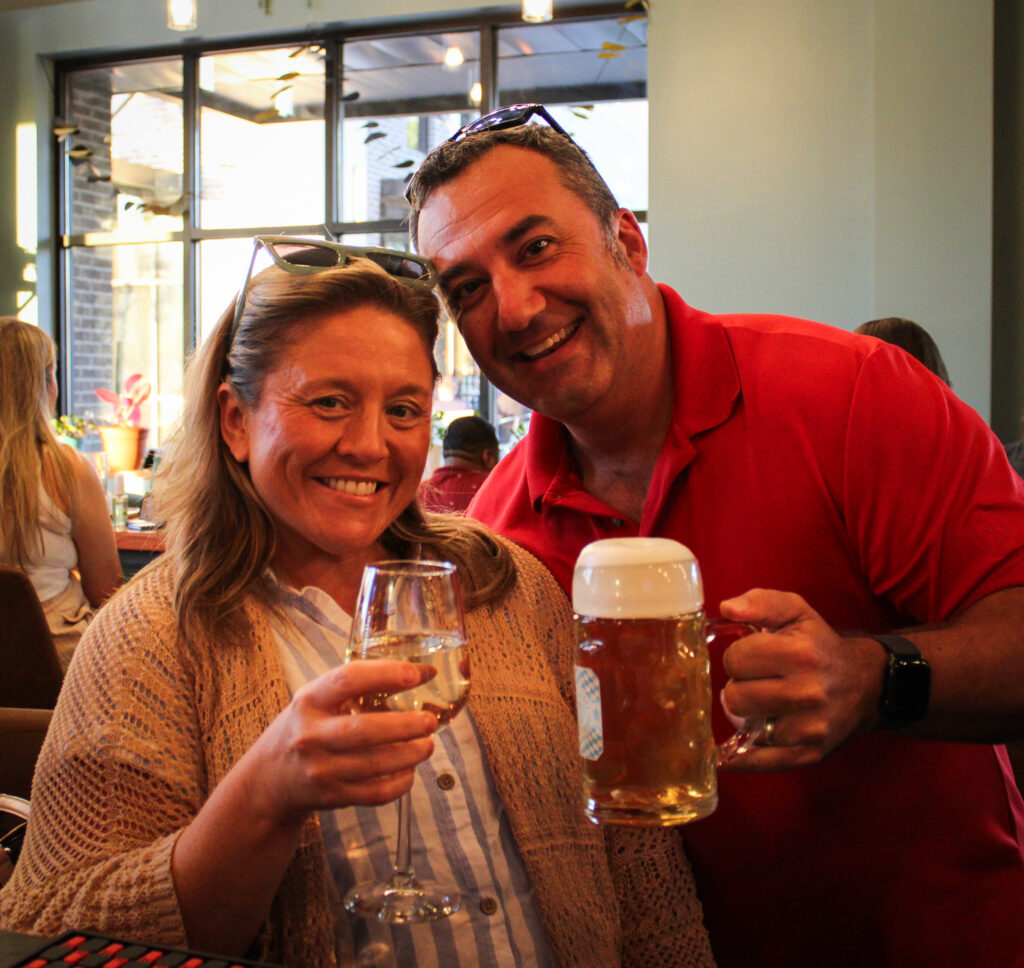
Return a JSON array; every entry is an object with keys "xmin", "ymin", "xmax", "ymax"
[{"xmin": 573, "ymin": 537, "xmax": 726, "ymax": 827}]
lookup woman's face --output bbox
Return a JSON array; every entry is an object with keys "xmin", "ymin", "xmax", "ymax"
[{"xmin": 219, "ymin": 305, "xmax": 434, "ymax": 587}]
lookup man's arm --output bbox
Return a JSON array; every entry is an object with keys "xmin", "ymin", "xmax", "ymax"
[{"xmin": 717, "ymin": 585, "xmax": 1024, "ymax": 770}]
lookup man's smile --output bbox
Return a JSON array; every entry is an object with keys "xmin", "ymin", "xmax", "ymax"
[{"xmin": 517, "ymin": 319, "xmax": 581, "ymax": 361}]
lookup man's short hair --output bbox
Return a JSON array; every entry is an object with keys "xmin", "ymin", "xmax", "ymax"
[
  {"xmin": 442, "ymin": 415, "xmax": 499, "ymax": 459},
  {"xmin": 407, "ymin": 123, "xmax": 621, "ymax": 249}
]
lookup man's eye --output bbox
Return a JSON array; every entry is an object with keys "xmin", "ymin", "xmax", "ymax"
[
  {"xmin": 525, "ymin": 238, "xmax": 551, "ymax": 258},
  {"xmin": 450, "ymin": 278, "xmax": 484, "ymax": 307}
]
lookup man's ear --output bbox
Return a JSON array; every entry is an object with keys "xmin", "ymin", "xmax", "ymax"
[
  {"xmin": 217, "ymin": 382, "xmax": 251, "ymax": 463},
  {"xmin": 481, "ymin": 447, "xmax": 499, "ymax": 471},
  {"xmin": 614, "ymin": 208, "xmax": 649, "ymax": 277}
]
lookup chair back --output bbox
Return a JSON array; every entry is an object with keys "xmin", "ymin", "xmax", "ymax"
[
  {"xmin": 0, "ymin": 792, "xmax": 31, "ymax": 888},
  {"xmin": 0, "ymin": 565, "xmax": 64, "ymax": 708},
  {"xmin": 0, "ymin": 706, "xmax": 53, "ymax": 800}
]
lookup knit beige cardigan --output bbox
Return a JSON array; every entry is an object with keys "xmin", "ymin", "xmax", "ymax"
[{"xmin": 1, "ymin": 540, "xmax": 714, "ymax": 968}]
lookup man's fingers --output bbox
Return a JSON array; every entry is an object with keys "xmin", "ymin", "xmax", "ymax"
[{"xmin": 720, "ymin": 588, "xmax": 814, "ymax": 630}]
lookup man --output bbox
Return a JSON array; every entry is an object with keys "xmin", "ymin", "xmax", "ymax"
[
  {"xmin": 407, "ymin": 105, "xmax": 1024, "ymax": 968},
  {"xmin": 418, "ymin": 414, "xmax": 499, "ymax": 513}
]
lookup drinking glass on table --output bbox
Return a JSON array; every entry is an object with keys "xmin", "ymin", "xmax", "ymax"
[{"xmin": 344, "ymin": 560, "xmax": 470, "ymax": 924}]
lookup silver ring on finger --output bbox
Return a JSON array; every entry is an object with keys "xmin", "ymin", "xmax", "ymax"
[{"xmin": 761, "ymin": 716, "xmax": 778, "ymax": 747}]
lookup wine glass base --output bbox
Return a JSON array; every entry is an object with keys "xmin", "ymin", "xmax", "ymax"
[{"xmin": 344, "ymin": 878, "xmax": 462, "ymax": 924}]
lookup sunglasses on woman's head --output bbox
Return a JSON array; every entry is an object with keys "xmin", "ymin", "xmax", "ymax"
[{"xmin": 231, "ymin": 236, "xmax": 437, "ymax": 335}]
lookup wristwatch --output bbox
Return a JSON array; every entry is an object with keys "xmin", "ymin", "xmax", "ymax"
[{"xmin": 871, "ymin": 634, "xmax": 931, "ymax": 729}]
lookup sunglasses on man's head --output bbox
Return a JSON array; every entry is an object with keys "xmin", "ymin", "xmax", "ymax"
[
  {"xmin": 403, "ymin": 103, "xmax": 582, "ymax": 202},
  {"xmin": 232, "ymin": 235, "xmax": 437, "ymax": 334}
]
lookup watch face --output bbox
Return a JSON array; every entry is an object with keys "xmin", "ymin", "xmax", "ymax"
[{"xmin": 883, "ymin": 655, "xmax": 931, "ymax": 727}]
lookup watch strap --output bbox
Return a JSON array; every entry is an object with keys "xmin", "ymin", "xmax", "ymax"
[{"xmin": 871, "ymin": 633, "xmax": 923, "ymax": 659}]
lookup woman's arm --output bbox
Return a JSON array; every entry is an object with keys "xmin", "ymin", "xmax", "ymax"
[{"xmin": 68, "ymin": 449, "xmax": 121, "ymax": 605}]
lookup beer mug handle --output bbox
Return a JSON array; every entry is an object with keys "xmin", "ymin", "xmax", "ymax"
[{"xmin": 706, "ymin": 619, "xmax": 768, "ymax": 766}]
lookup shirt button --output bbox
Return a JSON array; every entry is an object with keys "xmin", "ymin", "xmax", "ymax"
[
  {"xmin": 609, "ymin": 518, "xmax": 623, "ymax": 528},
  {"xmin": 437, "ymin": 772, "xmax": 456, "ymax": 791},
  {"xmin": 479, "ymin": 897, "xmax": 499, "ymax": 916}
]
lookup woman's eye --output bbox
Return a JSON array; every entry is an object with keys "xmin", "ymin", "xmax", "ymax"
[
  {"xmin": 389, "ymin": 403, "xmax": 424, "ymax": 421},
  {"xmin": 311, "ymin": 396, "xmax": 346, "ymax": 412}
]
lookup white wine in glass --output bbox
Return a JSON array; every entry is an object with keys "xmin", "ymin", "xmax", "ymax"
[{"xmin": 343, "ymin": 560, "xmax": 469, "ymax": 924}]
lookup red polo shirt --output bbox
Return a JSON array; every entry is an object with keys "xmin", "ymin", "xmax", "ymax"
[{"xmin": 470, "ymin": 285, "xmax": 1024, "ymax": 968}]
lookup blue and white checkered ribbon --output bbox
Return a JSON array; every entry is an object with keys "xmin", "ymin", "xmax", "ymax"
[{"xmin": 575, "ymin": 666, "xmax": 604, "ymax": 760}]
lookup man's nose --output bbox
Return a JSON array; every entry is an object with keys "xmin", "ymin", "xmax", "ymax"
[{"xmin": 493, "ymin": 270, "xmax": 545, "ymax": 334}]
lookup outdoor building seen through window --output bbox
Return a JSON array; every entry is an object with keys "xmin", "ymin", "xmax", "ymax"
[{"xmin": 57, "ymin": 9, "xmax": 647, "ymax": 451}]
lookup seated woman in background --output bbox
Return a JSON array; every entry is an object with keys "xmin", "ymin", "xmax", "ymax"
[
  {"xmin": 0, "ymin": 317, "xmax": 121, "ymax": 670},
  {"xmin": 0, "ymin": 245, "xmax": 712, "ymax": 968}
]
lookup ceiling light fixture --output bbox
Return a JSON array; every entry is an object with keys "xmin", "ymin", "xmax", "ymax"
[
  {"xmin": 443, "ymin": 45, "xmax": 465, "ymax": 69},
  {"xmin": 167, "ymin": 0, "xmax": 197, "ymax": 31},
  {"xmin": 521, "ymin": 0, "xmax": 553, "ymax": 23}
]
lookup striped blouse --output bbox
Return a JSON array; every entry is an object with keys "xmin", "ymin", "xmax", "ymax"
[{"xmin": 268, "ymin": 579, "xmax": 554, "ymax": 968}]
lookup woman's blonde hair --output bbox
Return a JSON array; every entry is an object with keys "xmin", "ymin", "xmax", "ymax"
[
  {"xmin": 0, "ymin": 317, "xmax": 77, "ymax": 568},
  {"xmin": 157, "ymin": 256, "xmax": 514, "ymax": 643}
]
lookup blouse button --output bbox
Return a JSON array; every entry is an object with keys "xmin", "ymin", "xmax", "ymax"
[
  {"xmin": 437, "ymin": 772, "xmax": 456, "ymax": 791},
  {"xmin": 479, "ymin": 897, "xmax": 499, "ymax": 916}
]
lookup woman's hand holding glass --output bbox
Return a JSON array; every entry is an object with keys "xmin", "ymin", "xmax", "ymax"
[{"xmin": 241, "ymin": 660, "xmax": 439, "ymax": 827}]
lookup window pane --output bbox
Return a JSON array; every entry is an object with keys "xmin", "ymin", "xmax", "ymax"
[
  {"xmin": 66, "ymin": 60, "xmax": 184, "ymax": 235},
  {"xmin": 497, "ymin": 19, "xmax": 648, "ymax": 211},
  {"xmin": 198, "ymin": 47, "xmax": 325, "ymax": 228},
  {"xmin": 339, "ymin": 32, "xmax": 480, "ymax": 224},
  {"xmin": 67, "ymin": 244, "xmax": 184, "ymax": 449},
  {"xmin": 197, "ymin": 237, "xmax": 257, "ymax": 347}
]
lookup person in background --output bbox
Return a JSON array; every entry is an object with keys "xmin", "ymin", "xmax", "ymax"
[
  {"xmin": 854, "ymin": 316, "xmax": 952, "ymax": 385},
  {"xmin": 0, "ymin": 317, "xmax": 120, "ymax": 670},
  {"xmin": 406, "ymin": 105, "xmax": 1024, "ymax": 968},
  {"xmin": 0, "ymin": 247, "xmax": 714, "ymax": 968},
  {"xmin": 419, "ymin": 414, "xmax": 499, "ymax": 513}
]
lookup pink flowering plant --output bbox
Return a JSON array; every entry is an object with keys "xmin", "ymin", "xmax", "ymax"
[{"xmin": 94, "ymin": 373, "xmax": 151, "ymax": 427}]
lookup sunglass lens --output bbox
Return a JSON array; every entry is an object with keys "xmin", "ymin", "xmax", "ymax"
[
  {"xmin": 275, "ymin": 243, "xmax": 342, "ymax": 268},
  {"xmin": 368, "ymin": 252, "xmax": 429, "ymax": 281}
]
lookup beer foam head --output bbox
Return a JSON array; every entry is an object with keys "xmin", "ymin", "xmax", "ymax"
[{"xmin": 572, "ymin": 537, "xmax": 704, "ymax": 618}]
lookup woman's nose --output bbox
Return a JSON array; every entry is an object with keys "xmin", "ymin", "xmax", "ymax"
[{"xmin": 338, "ymin": 410, "xmax": 388, "ymax": 462}]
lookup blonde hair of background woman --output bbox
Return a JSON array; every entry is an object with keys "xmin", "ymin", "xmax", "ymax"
[
  {"xmin": 0, "ymin": 317, "xmax": 78, "ymax": 569},
  {"xmin": 157, "ymin": 258, "xmax": 515, "ymax": 644}
]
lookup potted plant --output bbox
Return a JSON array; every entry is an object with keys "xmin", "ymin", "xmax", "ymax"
[
  {"xmin": 52, "ymin": 413, "xmax": 96, "ymax": 449},
  {"xmin": 95, "ymin": 373, "xmax": 151, "ymax": 474}
]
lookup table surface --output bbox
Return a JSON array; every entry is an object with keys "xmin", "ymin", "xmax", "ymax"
[{"xmin": 114, "ymin": 529, "xmax": 166, "ymax": 552}]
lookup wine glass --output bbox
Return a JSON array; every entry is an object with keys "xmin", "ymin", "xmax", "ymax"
[{"xmin": 343, "ymin": 560, "xmax": 470, "ymax": 924}]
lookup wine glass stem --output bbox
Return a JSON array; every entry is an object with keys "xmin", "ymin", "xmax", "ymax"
[{"xmin": 392, "ymin": 789, "xmax": 414, "ymax": 881}]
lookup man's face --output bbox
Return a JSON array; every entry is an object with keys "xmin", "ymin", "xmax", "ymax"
[{"xmin": 415, "ymin": 145, "xmax": 650, "ymax": 426}]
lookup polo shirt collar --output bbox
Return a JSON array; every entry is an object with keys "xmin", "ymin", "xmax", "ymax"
[{"xmin": 521, "ymin": 283, "xmax": 742, "ymax": 515}]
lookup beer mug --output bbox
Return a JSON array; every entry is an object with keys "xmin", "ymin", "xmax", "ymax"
[{"xmin": 573, "ymin": 537, "xmax": 765, "ymax": 827}]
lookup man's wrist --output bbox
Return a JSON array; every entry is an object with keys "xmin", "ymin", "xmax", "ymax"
[{"xmin": 871, "ymin": 634, "xmax": 932, "ymax": 729}]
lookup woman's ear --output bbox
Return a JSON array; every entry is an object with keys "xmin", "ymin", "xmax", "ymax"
[{"xmin": 217, "ymin": 382, "xmax": 250, "ymax": 463}]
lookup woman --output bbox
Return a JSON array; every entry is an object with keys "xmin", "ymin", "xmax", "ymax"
[
  {"xmin": 0, "ymin": 246, "xmax": 713, "ymax": 968},
  {"xmin": 0, "ymin": 317, "xmax": 120, "ymax": 669}
]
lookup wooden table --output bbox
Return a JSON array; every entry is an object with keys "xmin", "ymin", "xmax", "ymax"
[{"xmin": 115, "ymin": 528, "xmax": 165, "ymax": 577}]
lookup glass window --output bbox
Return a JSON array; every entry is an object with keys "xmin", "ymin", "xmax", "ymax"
[
  {"xmin": 66, "ymin": 60, "xmax": 185, "ymax": 236},
  {"xmin": 67, "ymin": 243, "xmax": 184, "ymax": 446},
  {"xmin": 198, "ymin": 47, "xmax": 325, "ymax": 229},
  {"xmin": 56, "ymin": 12, "xmax": 648, "ymax": 450}
]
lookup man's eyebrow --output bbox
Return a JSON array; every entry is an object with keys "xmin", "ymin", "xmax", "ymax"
[{"xmin": 436, "ymin": 214, "xmax": 554, "ymax": 292}]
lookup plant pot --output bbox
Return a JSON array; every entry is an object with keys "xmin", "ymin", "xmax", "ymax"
[{"xmin": 99, "ymin": 425, "xmax": 149, "ymax": 475}]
